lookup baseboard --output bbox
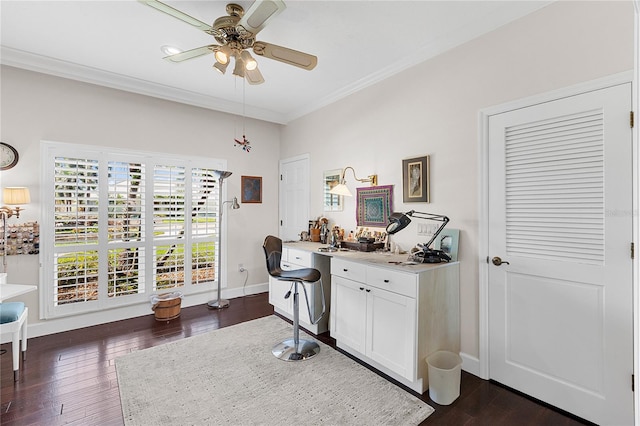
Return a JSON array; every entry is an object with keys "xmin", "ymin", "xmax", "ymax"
[
  {"xmin": 224, "ymin": 282, "xmax": 269, "ymax": 300},
  {"xmin": 460, "ymin": 351, "xmax": 482, "ymax": 378},
  {"xmin": 1, "ymin": 282, "xmax": 269, "ymax": 343}
]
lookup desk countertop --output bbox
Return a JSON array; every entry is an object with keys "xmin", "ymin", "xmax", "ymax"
[{"xmin": 283, "ymin": 241, "xmax": 457, "ymax": 274}]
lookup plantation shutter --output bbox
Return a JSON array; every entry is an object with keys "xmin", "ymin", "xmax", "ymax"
[
  {"xmin": 43, "ymin": 142, "xmax": 226, "ymax": 318},
  {"xmin": 107, "ymin": 161, "xmax": 146, "ymax": 297},
  {"xmin": 191, "ymin": 168, "xmax": 219, "ymax": 285},
  {"xmin": 153, "ymin": 165, "xmax": 187, "ymax": 290},
  {"xmin": 54, "ymin": 157, "xmax": 100, "ymax": 304}
]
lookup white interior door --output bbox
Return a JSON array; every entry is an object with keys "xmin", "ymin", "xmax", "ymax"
[
  {"xmin": 488, "ymin": 83, "xmax": 633, "ymax": 425},
  {"xmin": 279, "ymin": 155, "xmax": 309, "ymax": 241}
]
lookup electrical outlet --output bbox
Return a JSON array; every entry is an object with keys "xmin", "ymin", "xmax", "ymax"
[{"xmin": 238, "ymin": 263, "xmax": 245, "ymax": 272}]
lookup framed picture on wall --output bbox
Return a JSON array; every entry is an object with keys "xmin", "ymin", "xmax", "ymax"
[
  {"xmin": 241, "ymin": 176, "xmax": 262, "ymax": 203},
  {"xmin": 402, "ymin": 155, "xmax": 430, "ymax": 203}
]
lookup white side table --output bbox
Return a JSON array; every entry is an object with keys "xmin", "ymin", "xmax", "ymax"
[{"xmin": 1, "ymin": 284, "xmax": 37, "ymax": 302}]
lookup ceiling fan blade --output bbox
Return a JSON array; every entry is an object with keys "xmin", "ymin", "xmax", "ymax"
[
  {"xmin": 245, "ymin": 67, "xmax": 265, "ymax": 85},
  {"xmin": 252, "ymin": 41, "xmax": 317, "ymax": 70},
  {"xmin": 164, "ymin": 45, "xmax": 218, "ymax": 62},
  {"xmin": 139, "ymin": 0, "xmax": 213, "ymax": 33},
  {"xmin": 237, "ymin": 0, "xmax": 286, "ymax": 37}
]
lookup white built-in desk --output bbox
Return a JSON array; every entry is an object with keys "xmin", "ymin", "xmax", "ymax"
[{"xmin": 271, "ymin": 242, "xmax": 460, "ymax": 394}]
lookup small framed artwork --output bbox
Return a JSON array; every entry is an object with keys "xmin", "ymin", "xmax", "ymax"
[
  {"xmin": 435, "ymin": 228, "xmax": 459, "ymax": 262},
  {"xmin": 323, "ymin": 169, "xmax": 343, "ymax": 211},
  {"xmin": 241, "ymin": 176, "xmax": 262, "ymax": 203},
  {"xmin": 402, "ymin": 155, "xmax": 430, "ymax": 203}
]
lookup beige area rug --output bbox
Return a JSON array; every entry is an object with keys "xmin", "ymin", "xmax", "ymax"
[{"xmin": 116, "ymin": 315, "xmax": 433, "ymax": 425}]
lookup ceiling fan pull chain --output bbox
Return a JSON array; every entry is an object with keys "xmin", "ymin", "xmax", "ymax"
[{"xmin": 233, "ymin": 78, "xmax": 252, "ymax": 153}]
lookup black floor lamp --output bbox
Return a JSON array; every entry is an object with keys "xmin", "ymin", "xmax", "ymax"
[{"xmin": 207, "ymin": 170, "xmax": 239, "ymax": 309}]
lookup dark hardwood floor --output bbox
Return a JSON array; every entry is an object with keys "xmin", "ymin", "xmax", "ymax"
[{"xmin": 1, "ymin": 293, "xmax": 590, "ymax": 425}]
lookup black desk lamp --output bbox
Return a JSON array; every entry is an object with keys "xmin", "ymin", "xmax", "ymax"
[{"xmin": 386, "ymin": 210, "xmax": 451, "ymax": 263}]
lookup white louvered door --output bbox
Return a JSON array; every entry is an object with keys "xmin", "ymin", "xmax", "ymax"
[{"xmin": 488, "ymin": 83, "xmax": 633, "ymax": 425}]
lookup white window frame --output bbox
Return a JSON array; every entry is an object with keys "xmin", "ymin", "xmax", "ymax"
[{"xmin": 40, "ymin": 141, "xmax": 228, "ymax": 319}]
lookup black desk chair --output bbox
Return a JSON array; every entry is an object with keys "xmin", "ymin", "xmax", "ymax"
[{"xmin": 263, "ymin": 235, "xmax": 325, "ymax": 361}]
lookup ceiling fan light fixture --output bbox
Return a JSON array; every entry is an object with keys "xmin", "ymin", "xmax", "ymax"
[
  {"xmin": 215, "ymin": 45, "xmax": 231, "ymax": 65},
  {"xmin": 233, "ymin": 56, "xmax": 245, "ymax": 78},
  {"xmin": 160, "ymin": 45, "xmax": 182, "ymax": 56},
  {"xmin": 213, "ymin": 60, "xmax": 229, "ymax": 74},
  {"xmin": 241, "ymin": 50, "xmax": 258, "ymax": 71},
  {"xmin": 141, "ymin": 0, "xmax": 318, "ymax": 84}
]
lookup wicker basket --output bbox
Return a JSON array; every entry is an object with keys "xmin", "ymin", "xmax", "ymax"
[{"xmin": 151, "ymin": 292, "xmax": 183, "ymax": 321}]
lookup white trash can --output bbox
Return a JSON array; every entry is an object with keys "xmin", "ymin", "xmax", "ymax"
[{"xmin": 426, "ymin": 351, "xmax": 463, "ymax": 405}]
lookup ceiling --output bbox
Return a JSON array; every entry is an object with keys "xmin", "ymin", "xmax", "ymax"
[{"xmin": 1, "ymin": 1, "xmax": 552, "ymax": 124}]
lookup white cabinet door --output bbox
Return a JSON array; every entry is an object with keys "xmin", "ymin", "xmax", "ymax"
[
  {"xmin": 366, "ymin": 286, "xmax": 416, "ymax": 379},
  {"xmin": 331, "ymin": 276, "xmax": 367, "ymax": 353},
  {"xmin": 296, "ymin": 281, "xmax": 315, "ymax": 325},
  {"xmin": 269, "ymin": 277, "xmax": 291, "ymax": 313}
]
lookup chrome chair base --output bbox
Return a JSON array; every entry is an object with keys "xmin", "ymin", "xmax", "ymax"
[{"xmin": 272, "ymin": 338, "xmax": 320, "ymax": 361}]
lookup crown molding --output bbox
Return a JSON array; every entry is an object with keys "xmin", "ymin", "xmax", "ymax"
[
  {"xmin": 0, "ymin": 47, "xmax": 288, "ymax": 124},
  {"xmin": 285, "ymin": 1, "xmax": 554, "ymax": 123},
  {"xmin": 2, "ymin": 1, "xmax": 553, "ymax": 125}
]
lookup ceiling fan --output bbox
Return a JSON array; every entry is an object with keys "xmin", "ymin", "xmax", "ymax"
[{"xmin": 139, "ymin": 0, "xmax": 318, "ymax": 85}]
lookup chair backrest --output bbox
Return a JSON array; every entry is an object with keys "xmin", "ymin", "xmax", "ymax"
[{"xmin": 263, "ymin": 235, "xmax": 283, "ymax": 277}]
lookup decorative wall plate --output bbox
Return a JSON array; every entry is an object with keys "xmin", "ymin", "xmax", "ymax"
[{"xmin": 1, "ymin": 142, "xmax": 19, "ymax": 170}]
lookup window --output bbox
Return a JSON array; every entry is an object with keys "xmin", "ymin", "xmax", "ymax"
[{"xmin": 41, "ymin": 142, "xmax": 227, "ymax": 318}]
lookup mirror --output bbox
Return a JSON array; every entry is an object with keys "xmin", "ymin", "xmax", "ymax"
[{"xmin": 323, "ymin": 169, "xmax": 343, "ymax": 211}]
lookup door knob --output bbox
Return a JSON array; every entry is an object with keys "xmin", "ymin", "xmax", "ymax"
[{"xmin": 492, "ymin": 256, "xmax": 510, "ymax": 266}]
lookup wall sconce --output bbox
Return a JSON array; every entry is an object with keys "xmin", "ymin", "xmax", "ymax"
[
  {"xmin": 328, "ymin": 166, "xmax": 378, "ymax": 197},
  {"xmin": 1, "ymin": 187, "xmax": 31, "ymax": 219}
]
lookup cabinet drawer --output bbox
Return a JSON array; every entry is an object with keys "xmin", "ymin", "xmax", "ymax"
[
  {"xmin": 285, "ymin": 248, "xmax": 312, "ymax": 267},
  {"xmin": 332, "ymin": 258, "xmax": 366, "ymax": 282},
  {"xmin": 366, "ymin": 266, "xmax": 416, "ymax": 298}
]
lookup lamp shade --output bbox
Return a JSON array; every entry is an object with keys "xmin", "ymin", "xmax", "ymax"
[
  {"xmin": 214, "ymin": 45, "xmax": 231, "ymax": 65},
  {"xmin": 231, "ymin": 196, "xmax": 240, "ymax": 209},
  {"xmin": 233, "ymin": 56, "xmax": 245, "ymax": 78},
  {"xmin": 328, "ymin": 183, "xmax": 352, "ymax": 197},
  {"xmin": 213, "ymin": 61, "xmax": 229, "ymax": 74},
  {"xmin": 3, "ymin": 187, "xmax": 30, "ymax": 205},
  {"xmin": 241, "ymin": 50, "xmax": 258, "ymax": 71},
  {"xmin": 216, "ymin": 170, "xmax": 233, "ymax": 181}
]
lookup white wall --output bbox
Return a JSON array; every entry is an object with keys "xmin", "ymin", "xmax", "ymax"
[
  {"xmin": 1, "ymin": 66, "xmax": 281, "ymax": 335},
  {"xmin": 280, "ymin": 1, "xmax": 634, "ymax": 361}
]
